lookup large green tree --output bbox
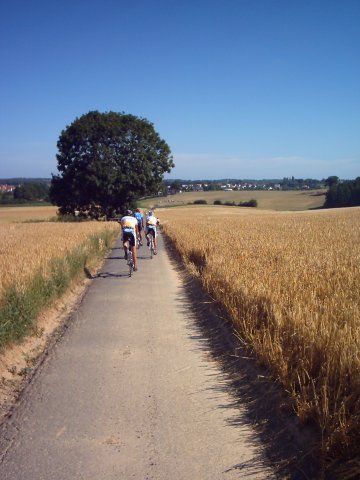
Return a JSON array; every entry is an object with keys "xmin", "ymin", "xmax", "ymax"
[
  {"xmin": 50, "ymin": 111, "xmax": 174, "ymax": 218},
  {"xmin": 325, "ymin": 177, "xmax": 360, "ymax": 208},
  {"xmin": 324, "ymin": 175, "xmax": 339, "ymax": 188}
]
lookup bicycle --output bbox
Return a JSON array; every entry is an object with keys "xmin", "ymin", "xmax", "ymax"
[
  {"xmin": 124, "ymin": 240, "xmax": 135, "ymax": 276},
  {"xmin": 136, "ymin": 233, "xmax": 142, "ymax": 249},
  {"xmin": 148, "ymin": 233, "xmax": 156, "ymax": 259}
]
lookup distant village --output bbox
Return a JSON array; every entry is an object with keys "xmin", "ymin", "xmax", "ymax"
[
  {"xmin": 0, "ymin": 184, "xmax": 16, "ymax": 194},
  {"xmin": 0, "ymin": 177, "xmax": 325, "ymax": 203},
  {"xmin": 0, "ymin": 179, "xmax": 50, "ymax": 204},
  {"xmin": 165, "ymin": 177, "xmax": 324, "ymax": 195}
]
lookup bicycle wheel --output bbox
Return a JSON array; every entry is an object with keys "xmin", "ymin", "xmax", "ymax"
[
  {"xmin": 149, "ymin": 237, "xmax": 153, "ymax": 259},
  {"xmin": 128, "ymin": 252, "xmax": 133, "ymax": 276}
]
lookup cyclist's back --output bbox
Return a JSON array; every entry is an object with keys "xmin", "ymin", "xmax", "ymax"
[
  {"xmin": 146, "ymin": 211, "xmax": 160, "ymax": 255},
  {"xmin": 120, "ymin": 210, "xmax": 139, "ymax": 270}
]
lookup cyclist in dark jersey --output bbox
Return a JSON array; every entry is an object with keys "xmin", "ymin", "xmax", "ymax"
[{"xmin": 134, "ymin": 208, "xmax": 144, "ymax": 246}]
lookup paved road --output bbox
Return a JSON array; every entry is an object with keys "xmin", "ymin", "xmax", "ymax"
[{"xmin": 0, "ymin": 233, "xmax": 274, "ymax": 479}]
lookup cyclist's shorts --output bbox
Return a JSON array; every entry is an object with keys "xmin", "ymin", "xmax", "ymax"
[
  {"xmin": 146, "ymin": 226, "xmax": 156, "ymax": 238},
  {"xmin": 123, "ymin": 230, "xmax": 136, "ymax": 247},
  {"xmin": 137, "ymin": 221, "xmax": 143, "ymax": 232}
]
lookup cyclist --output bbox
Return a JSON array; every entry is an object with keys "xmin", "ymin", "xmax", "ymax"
[
  {"xmin": 134, "ymin": 208, "xmax": 144, "ymax": 246},
  {"xmin": 146, "ymin": 210, "xmax": 160, "ymax": 255},
  {"xmin": 120, "ymin": 209, "xmax": 139, "ymax": 271}
]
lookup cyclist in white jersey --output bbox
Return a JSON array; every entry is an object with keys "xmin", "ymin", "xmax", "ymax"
[
  {"xmin": 146, "ymin": 210, "xmax": 160, "ymax": 255},
  {"xmin": 120, "ymin": 209, "xmax": 139, "ymax": 271}
]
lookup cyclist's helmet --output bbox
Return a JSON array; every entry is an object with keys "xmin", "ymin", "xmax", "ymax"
[
  {"xmin": 148, "ymin": 210, "xmax": 153, "ymax": 216},
  {"xmin": 126, "ymin": 209, "xmax": 133, "ymax": 216},
  {"xmin": 136, "ymin": 208, "xmax": 141, "ymax": 212}
]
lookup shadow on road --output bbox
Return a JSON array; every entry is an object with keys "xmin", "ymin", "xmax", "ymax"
[
  {"xmin": 84, "ymin": 265, "xmax": 130, "ymax": 279},
  {"xmin": 96, "ymin": 272, "xmax": 130, "ymax": 279},
  {"xmin": 84, "ymin": 242, "xmax": 154, "ymax": 280},
  {"xmin": 163, "ymin": 234, "xmax": 321, "ymax": 480}
]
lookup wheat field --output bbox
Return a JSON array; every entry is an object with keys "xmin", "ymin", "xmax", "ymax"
[
  {"xmin": 0, "ymin": 222, "xmax": 119, "ymax": 298},
  {"xmin": 0, "ymin": 206, "xmax": 58, "ymax": 224},
  {"xmin": 140, "ymin": 189, "xmax": 327, "ymax": 211},
  {"xmin": 160, "ymin": 205, "xmax": 360, "ymax": 475}
]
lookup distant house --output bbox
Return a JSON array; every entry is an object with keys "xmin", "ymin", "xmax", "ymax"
[{"xmin": 0, "ymin": 184, "xmax": 16, "ymax": 193}]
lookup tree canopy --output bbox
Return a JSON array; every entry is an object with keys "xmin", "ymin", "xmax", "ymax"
[
  {"xmin": 324, "ymin": 177, "xmax": 360, "ymax": 208},
  {"xmin": 324, "ymin": 176, "xmax": 339, "ymax": 188},
  {"xmin": 14, "ymin": 182, "xmax": 50, "ymax": 202},
  {"xmin": 50, "ymin": 111, "xmax": 174, "ymax": 218},
  {"xmin": 0, "ymin": 182, "xmax": 50, "ymax": 205}
]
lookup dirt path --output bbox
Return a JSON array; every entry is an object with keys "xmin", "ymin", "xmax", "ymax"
[{"xmin": 0, "ymin": 234, "xmax": 275, "ymax": 479}]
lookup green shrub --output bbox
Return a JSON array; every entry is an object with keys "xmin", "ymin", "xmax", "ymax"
[
  {"xmin": 49, "ymin": 258, "xmax": 71, "ymax": 295},
  {"xmin": 193, "ymin": 199, "xmax": 207, "ymax": 205},
  {"xmin": 224, "ymin": 201, "xmax": 236, "ymax": 206},
  {"xmin": 0, "ymin": 286, "xmax": 36, "ymax": 345},
  {"xmin": 239, "ymin": 199, "xmax": 258, "ymax": 207},
  {"xmin": 53, "ymin": 214, "xmax": 85, "ymax": 222},
  {"xmin": 213, "ymin": 200, "xmax": 222, "ymax": 205}
]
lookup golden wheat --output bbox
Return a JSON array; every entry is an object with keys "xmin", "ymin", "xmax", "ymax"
[
  {"xmin": 160, "ymin": 205, "xmax": 360, "ymax": 468},
  {"xmin": 140, "ymin": 189, "xmax": 327, "ymax": 211},
  {"xmin": 0, "ymin": 206, "xmax": 58, "ymax": 224},
  {"xmin": 0, "ymin": 222, "xmax": 119, "ymax": 297}
]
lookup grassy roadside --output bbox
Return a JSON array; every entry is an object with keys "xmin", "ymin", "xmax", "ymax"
[{"xmin": 0, "ymin": 229, "xmax": 117, "ymax": 351}]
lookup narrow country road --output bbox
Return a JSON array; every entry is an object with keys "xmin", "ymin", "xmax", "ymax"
[{"xmin": 0, "ymin": 233, "xmax": 274, "ymax": 479}]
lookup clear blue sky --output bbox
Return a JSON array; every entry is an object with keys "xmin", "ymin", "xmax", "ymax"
[{"xmin": 1, "ymin": 0, "xmax": 359, "ymax": 180}]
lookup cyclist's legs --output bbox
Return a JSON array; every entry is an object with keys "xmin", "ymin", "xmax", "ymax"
[
  {"xmin": 146, "ymin": 227, "xmax": 152, "ymax": 245},
  {"xmin": 153, "ymin": 227, "xmax": 157, "ymax": 251},
  {"xmin": 123, "ymin": 231, "xmax": 130, "ymax": 258},
  {"xmin": 147, "ymin": 227, "xmax": 157, "ymax": 251},
  {"xmin": 123, "ymin": 231, "xmax": 137, "ymax": 266},
  {"xmin": 130, "ymin": 233, "xmax": 138, "ymax": 267},
  {"xmin": 137, "ymin": 222, "xmax": 143, "ymax": 243}
]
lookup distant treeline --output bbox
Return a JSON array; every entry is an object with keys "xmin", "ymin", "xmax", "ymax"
[
  {"xmin": 0, "ymin": 178, "xmax": 50, "ymax": 185},
  {"xmin": 0, "ymin": 182, "xmax": 50, "ymax": 204},
  {"xmin": 192, "ymin": 198, "xmax": 257, "ymax": 207},
  {"xmin": 325, "ymin": 177, "xmax": 360, "ymax": 208},
  {"xmin": 165, "ymin": 177, "xmax": 325, "ymax": 190}
]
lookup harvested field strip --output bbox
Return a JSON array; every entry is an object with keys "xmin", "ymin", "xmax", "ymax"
[
  {"xmin": 160, "ymin": 206, "xmax": 360, "ymax": 477},
  {"xmin": 140, "ymin": 189, "xmax": 327, "ymax": 211},
  {"xmin": 0, "ymin": 206, "xmax": 58, "ymax": 224},
  {"xmin": 0, "ymin": 222, "xmax": 119, "ymax": 349}
]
